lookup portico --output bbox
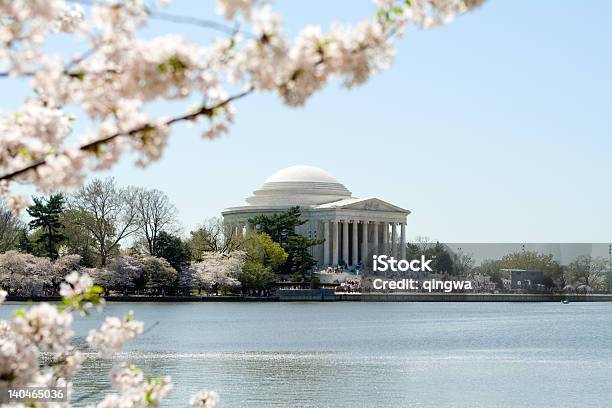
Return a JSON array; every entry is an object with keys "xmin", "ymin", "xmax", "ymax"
[{"xmin": 222, "ymin": 165, "xmax": 410, "ymax": 269}]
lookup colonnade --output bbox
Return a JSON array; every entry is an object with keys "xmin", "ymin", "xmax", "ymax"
[
  {"xmin": 322, "ymin": 220, "xmax": 406, "ymax": 267},
  {"xmin": 225, "ymin": 218, "xmax": 407, "ymax": 268}
]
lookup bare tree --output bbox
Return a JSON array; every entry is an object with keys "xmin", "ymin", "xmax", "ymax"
[
  {"xmin": 134, "ymin": 188, "xmax": 178, "ymax": 255},
  {"xmin": 413, "ymin": 236, "xmax": 435, "ymax": 253},
  {"xmin": 68, "ymin": 178, "xmax": 139, "ymax": 266},
  {"xmin": 566, "ymin": 255, "xmax": 607, "ymax": 289},
  {"xmin": 0, "ymin": 202, "xmax": 25, "ymax": 252},
  {"xmin": 454, "ymin": 251, "xmax": 475, "ymax": 276},
  {"xmin": 188, "ymin": 217, "xmax": 242, "ymax": 260}
]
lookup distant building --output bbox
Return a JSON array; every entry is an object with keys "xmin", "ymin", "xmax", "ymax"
[
  {"xmin": 222, "ymin": 165, "xmax": 410, "ymax": 268},
  {"xmin": 501, "ymin": 269, "xmax": 544, "ymax": 289}
]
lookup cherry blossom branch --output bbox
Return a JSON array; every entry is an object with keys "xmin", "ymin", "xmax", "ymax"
[
  {"xmin": 0, "ymin": 88, "xmax": 253, "ymax": 182},
  {"xmin": 0, "ymin": 5, "xmax": 249, "ymax": 78},
  {"xmin": 67, "ymin": 0, "xmax": 245, "ymax": 36},
  {"xmin": 0, "ymin": 46, "xmax": 100, "ymax": 78}
]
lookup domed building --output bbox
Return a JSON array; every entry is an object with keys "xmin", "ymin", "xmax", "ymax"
[{"xmin": 222, "ymin": 165, "xmax": 410, "ymax": 268}]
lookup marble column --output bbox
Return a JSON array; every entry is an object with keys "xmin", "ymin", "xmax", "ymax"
[
  {"xmin": 391, "ymin": 222, "xmax": 398, "ymax": 258},
  {"xmin": 342, "ymin": 220, "xmax": 349, "ymax": 266},
  {"xmin": 332, "ymin": 220, "xmax": 339, "ymax": 265},
  {"xmin": 323, "ymin": 220, "xmax": 330, "ymax": 265},
  {"xmin": 382, "ymin": 222, "xmax": 389, "ymax": 256},
  {"xmin": 352, "ymin": 220, "xmax": 358, "ymax": 266},
  {"xmin": 400, "ymin": 222, "xmax": 406, "ymax": 260},
  {"xmin": 362, "ymin": 221, "xmax": 369, "ymax": 266},
  {"xmin": 373, "ymin": 222, "xmax": 379, "ymax": 261}
]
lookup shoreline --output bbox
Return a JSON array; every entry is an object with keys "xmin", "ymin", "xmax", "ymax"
[{"xmin": 4, "ymin": 293, "xmax": 612, "ymax": 303}]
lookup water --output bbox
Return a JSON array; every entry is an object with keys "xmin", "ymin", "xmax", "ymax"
[{"xmin": 2, "ymin": 301, "xmax": 612, "ymax": 407}]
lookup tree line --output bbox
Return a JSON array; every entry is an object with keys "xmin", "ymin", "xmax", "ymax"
[
  {"xmin": 0, "ymin": 178, "xmax": 323, "ymax": 297},
  {"xmin": 406, "ymin": 237, "xmax": 611, "ymax": 291}
]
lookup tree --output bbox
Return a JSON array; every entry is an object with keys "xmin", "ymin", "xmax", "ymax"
[
  {"xmin": 0, "ymin": 1, "xmax": 483, "ymax": 213},
  {"xmin": 474, "ymin": 259, "xmax": 507, "ymax": 286},
  {"xmin": 17, "ymin": 229, "xmax": 34, "ymax": 254},
  {"xmin": 498, "ymin": 250, "xmax": 561, "ymax": 288},
  {"xmin": 188, "ymin": 217, "xmax": 242, "ymax": 260},
  {"xmin": 239, "ymin": 232, "xmax": 287, "ymax": 291},
  {"xmin": 68, "ymin": 178, "xmax": 139, "ymax": 266},
  {"xmin": 27, "ymin": 194, "xmax": 66, "ymax": 259},
  {"xmin": 141, "ymin": 256, "xmax": 178, "ymax": 295},
  {"xmin": 566, "ymin": 255, "xmax": 607, "ymax": 289},
  {"xmin": 153, "ymin": 231, "xmax": 191, "ymax": 271},
  {"xmin": 134, "ymin": 188, "xmax": 178, "ymax": 256},
  {"xmin": 60, "ymin": 210, "xmax": 98, "ymax": 267},
  {"xmin": 92, "ymin": 256, "xmax": 145, "ymax": 294},
  {"xmin": 0, "ymin": 1, "xmax": 486, "ymax": 405},
  {"xmin": 50, "ymin": 254, "xmax": 83, "ymax": 291},
  {"xmin": 405, "ymin": 242, "xmax": 422, "ymax": 260},
  {"xmin": 424, "ymin": 242, "xmax": 453, "ymax": 274},
  {"xmin": 0, "ymin": 250, "xmax": 52, "ymax": 296},
  {"xmin": 453, "ymin": 251, "xmax": 475, "ymax": 276},
  {"xmin": 250, "ymin": 207, "xmax": 304, "ymax": 247},
  {"xmin": 405, "ymin": 239, "xmax": 455, "ymax": 275},
  {"xmin": 189, "ymin": 252, "xmax": 244, "ymax": 294},
  {"xmin": 239, "ymin": 262, "xmax": 276, "ymax": 291},
  {"xmin": 249, "ymin": 207, "xmax": 322, "ymax": 280},
  {"xmin": 285, "ymin": 235, "xmax": 321, "ymax": 282},
  {"xmin": 243, "ymin": 232, "xmax": 288, "ymax": 272},
  {"xmin": 0, "ymin": 202, "xmax": 24, "ymax": 252}
]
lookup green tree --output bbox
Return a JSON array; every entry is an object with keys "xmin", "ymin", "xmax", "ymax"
[
  {"xmin": 239, "ymin": 261, "xmax": 276, "ymax": 290},
  {"xmin": 285, "ymin": 235, "xmax": 320, "ymax": 281},
  {"xmin": 142, "ymin": 256, "xmax": 178, "ymax": 295},
  {"xmin": 153, "ymin": 231, "xmax": 191, "ymax": 271},
  {"xmin": 498, "ymin": 250, "xmax": 561, "ymax": 288},
  {"xmin": 61, "ymin": 209, "xmax": 98, "ymax": 267},
  {"xmin": 27, "ymin": 194, "xmax": 66, "ymax": 259},
  {"xmin": 405, "ymin": 242, "xmax": 421, "ymax": 260},
  {"xmin": 421, "ymin": 242, "xmax": 453, "ymax": 274},
  {"xmin": 249, "ymin": 206, "xmax": 322, "ymax": 280},
  {"xmin": 187, "ymin": 227, "xmax": 211, "ymax": 262},
  {"xmin": 250, "ymin": 206, "xmax": 304, "ymax": 247},
  {"xmin": 243, "ymin": 232, "xmax": 287, "ymax": 272},
  {"xmin": 404, "ymin": 240, "xmax": 457, "ymax": 275},
  {"xmin": 17, "ymin": 229, "xmax": 34, "ymax": 254},
  {"xmin": 238, "ymin": 232, "xmax": 287, "ymax": 290}
]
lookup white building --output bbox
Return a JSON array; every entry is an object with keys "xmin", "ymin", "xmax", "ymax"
[{"xmin": 222, "ymin": 165, "xmax": 410, "ymax": 268}]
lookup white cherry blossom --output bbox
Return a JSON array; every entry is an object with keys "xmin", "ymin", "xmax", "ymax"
[
  {"xmin": 86, "ymin": 311, "xmax": 144, "ymax": 357},
  {"xmin": 11, "ymin": 302, "xmax": 74, "ymax": 352},
  {"xmin": 0, "ymin": 0, "xmax": 484, "ymax": 209},
  {"xmin": 190, "ymin": 390, "xmax": 219, "ymax": 408}
]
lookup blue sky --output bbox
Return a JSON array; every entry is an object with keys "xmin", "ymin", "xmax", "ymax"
[{"xmin": 5, "ymin": 1, "xmax": 612, "ymax": 242}]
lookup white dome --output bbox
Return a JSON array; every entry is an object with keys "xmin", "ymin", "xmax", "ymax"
[
  {"xmin": 264, "ymin": 165, "xmax": 339, "ymax": 184},
  {"xmin": 246, "ymin": 165, "xmax": 352, "ymax": 206}
]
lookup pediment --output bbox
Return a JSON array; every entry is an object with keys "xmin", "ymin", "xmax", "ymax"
[{"xmin": 317, "ymin": 198, "xmax": 410, "ymax": 214}]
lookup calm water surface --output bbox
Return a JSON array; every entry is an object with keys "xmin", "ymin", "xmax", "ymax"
[{"xmin": 2, "ymin": 302, "xmax": 612, "ymax": 407}]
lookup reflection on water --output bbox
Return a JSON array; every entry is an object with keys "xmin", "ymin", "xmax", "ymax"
[{"xmin": 2, "ymin": 302, "xmax": 612, "ymax": 407}]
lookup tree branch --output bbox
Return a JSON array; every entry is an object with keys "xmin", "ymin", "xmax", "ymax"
[
  {"xmin": 0, "ymin": 88, "xmax": 253, "ymax": 182},
  {"xmin": 147, "ymin": 10, "xmax": 247, "ymax": 37}
]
